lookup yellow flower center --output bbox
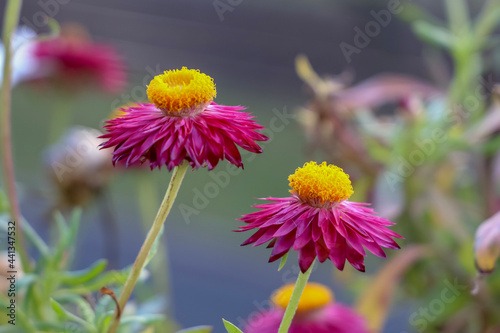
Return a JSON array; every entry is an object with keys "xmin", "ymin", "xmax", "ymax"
[
  {"xmin": 289, "ymin": 161, "xmax": 353, "ymax": 204},
  {"xmin": 146, "ymin": 67, "xmax": 216, "ymax": 115},
  {"xmin": 271, "ymin": 282, "xmax": 333, "ymax": 313}
]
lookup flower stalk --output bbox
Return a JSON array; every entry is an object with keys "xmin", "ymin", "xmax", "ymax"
[
  {"xmin": 277, "ymin": 261, "xmax": 315, "ymax": 333},
  {"xmin": 107, "ymin": 162, "xmax": 189, "ymax": 333},
  {"xmin": 1, "ymin": 0, "xmax": 30, "ymax": 272},
  {"xmin": 137, "ymin": 173, "xmax": 173, "ymax": 314}
]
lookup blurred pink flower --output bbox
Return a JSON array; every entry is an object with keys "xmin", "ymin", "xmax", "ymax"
[
  {"xmin": 31, "ymin": 24, "xmax": 126, "ymax": 93},
  {"xmin": 244, "ymin": 283, "xmax": 369, "ymax": 333},
  {"xmin": 245, "ymin": 304, "xmax": 368, "ymax": 333}
]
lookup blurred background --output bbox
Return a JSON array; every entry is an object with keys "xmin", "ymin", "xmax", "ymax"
[{"xmin": 3, "ymin": 0, "xmax": 500, "ymax": 332}]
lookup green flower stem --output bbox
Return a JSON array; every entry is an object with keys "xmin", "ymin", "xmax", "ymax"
[
  {"xmin": 1, "ymin": 0, "xmax": 30, "ymax": 273},
  {"xmin": 137, "ymin": 173, "xmax": 173, "ymax": 312},
  {"xmin": 277, "ymin": 261, "xmax": 315, "ymax": 333},
  {"xmin": 108, "ymin": 163, "xmax": 189, "ymax": 333}
]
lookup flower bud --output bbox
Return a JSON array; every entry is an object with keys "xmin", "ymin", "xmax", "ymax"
[
  {"xmin": 474, "ymin": 211, "xmax": 500, "ymax": 274},
  {"xmin": 44, "ymin": 126, "xmax": 113, "ymax": 207}
]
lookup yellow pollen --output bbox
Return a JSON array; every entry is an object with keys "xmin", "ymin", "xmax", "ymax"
[
  {"xmin": 289, "ymin": 161, "xmax": 353, "ymax": 204},
  {"xmin": 271, "ymin": 283, "xmax": 334, "ymax": 313},
  {"xmin": 146, "ymin": 67, "xmax": 216, "ymax": 114}
]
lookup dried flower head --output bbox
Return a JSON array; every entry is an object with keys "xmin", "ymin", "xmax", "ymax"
[
  {"xmin": 100, "ymin": 67, "xmax": 268, "ymax": 170},
  {"xmin": 45, "ymin": 127, "xmax": 113, "ymax": 207},
  {"xmin": 238, "ymin": 161, "xmax": 403, "ymax": 273}
]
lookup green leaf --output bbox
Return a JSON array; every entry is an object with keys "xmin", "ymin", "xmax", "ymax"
[
  {"xmin": 73, "ymin": 297, "xmax": 96, "ymax": 323},
  {"xmin": 54, "ymin": 210, "xmax": 69, "ymax": 237},
  {"xmin": 60, "ymin": 259, "xmax": 108, "ymax": 285},
  {"xmin": 0, "ymin": 217, "xmax": 50, "ymax": 256},
  {"xmin": 68, "ymin": 208, "xmax": 82, "ymax": 241},
  {"xmin": 98, "ymin": 313, "xmax": 113, "ymax": 332},
  {"xmin": 52, "ymin": 208, "xmax": 82, "ymax": 270},
  {"xmin": 278, "ymin": 253, "xmax": 288, "ymax": 271},
  {"xmin": 95, "ymin": 292, "xmax": 113, "ymax": 316},
  {"xmin": 50, "ymin": 298, "xmax": 97, "ymax": 333},
  {"xmin": 176, "ymin": 326, "xmax": 213, "ymax": 333},
  {"xmin": 475, "ymin": 4, "xmax": 500, "ymax": 39},
  {"xmin": 55, "ymin": 269, "xmax": 128, "ymax": 296},
  {"xmin": 52, "ymin": 211, "xmax": 69, "ymax": 266},
  {"xmin": 412, "ymin": 20, "xmax": 453, "ymax": 49},
  {"xmin": 50, "ymin": 298, "xmax": 67, "ymax": 318},
  {"xmin": 66, "ymin": 208, "xmax": 82, "ymax": 260},
  {"xmin": 120, "ymin": 314, "xmax": 164, "ymax": 326},
  {"xmin": 35, "ymin": 322, "xmax": 76, "ymax": 332},
  {"xmin": 22, "ymin": 218, "xmax": 51, "ymax": 257},
  {"xmin": 222, "ymin": 319, "xmax": 243, "ymax": 333}
]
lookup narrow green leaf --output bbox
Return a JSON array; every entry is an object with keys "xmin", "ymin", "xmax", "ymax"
[
  {"xmin": 60, "ymin": 259, "xmax": 108, "ymax": 285},
  {"xmin": 35, "ymin": 322, "xmax": 76, "ymax": 332},
  {"xmin": 0, "ymin": 217, "xmax": 50, "ymax": 256},
  {"xmin": 98, "ymin": 312, "xmax": 113, "ymax": 332},
  {"xmin": 23, "ymin": 218, "xmax": 51, "ymax": 257},
  {"xmin": 278, "ymin": 253, "xmax": 288, "ymax": 271},
  {"xmin": 55, "ymin": 269, "xmax": 128, "ymax": 296},
  {"xmin": 175, "ymin": 326, "xmax": 213, "ymax": 333},
  {"xmin": 222, "ymin": 319, "xmax": 243, "ymax": 333},
  {"xmin": 120, "ymin": 314, "xmax": 164, "ymax": 325},
  {"xmin": 52, "ymin": 211, "xmax": 69, "ymax": 268},
  {"xmin": 54, "ymin": 211, "xmax": 69, "ymax": 240},
  {"xmin": 73, "ymin": 297, "xmax": 96, "ymax": 323},
  {"xmin": 65, "ymin": 208, "xmax": 82, "ymax": 261},
  {"xmin": 52, "ymin": 208, "xmax": 82, "ymax": 271},
  {"xmin": 412, "ymin": 20, "xmax": 453, "ymax": 49},
  {"xmin": 50, "ymin": 298, "xmax": 66, "ymax": 318},
  {"xmin": 50, "ymin": 298, "xmax": 97, "ymax": 333},
  {"xmin": 68, "ymin": 208, "xmax": 82, "ymax": 244},
  {"xmin": 475, "ymin": 4, "xmax": 500, "ymax": 38}
]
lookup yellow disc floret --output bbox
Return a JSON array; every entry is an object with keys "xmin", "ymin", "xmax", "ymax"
[
  {"xmin": 271, "ymin": 282, "xmax": 333, "ymax": 313},
  {"xmin": 146, "ymin": 67, "xmax": 216, "ymax": 114},
  {"xmin": 289, "ymin": 161, "xmax": 353, "ymax": 204}
]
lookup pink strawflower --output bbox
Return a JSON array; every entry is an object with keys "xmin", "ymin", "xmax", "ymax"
[
  {"xmin": 100, "ymin": 67, "xmax": 268, "ymax": 170},
  {"xmin": 244, "ymin": 283, "xmax": 369, "ymax": 333},
  {"xmin": 32, "ymin": 24, "xmax": 125, "ymax": 93},
  {"xmin": 238, "ymin": 162, "xmax": 402, "ymax": 273}
]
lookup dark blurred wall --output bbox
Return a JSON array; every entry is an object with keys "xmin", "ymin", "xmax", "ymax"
[{"xmin": 16, "ymin": 0, "xmax": 438, "ymax": 97}]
